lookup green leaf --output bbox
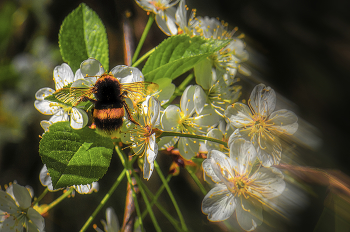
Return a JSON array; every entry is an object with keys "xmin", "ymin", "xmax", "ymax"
[
  {"xmin": 142, "ymin": 34, "xmax": 230, "ymax": 82},
  {"xmin": 39, "ymin": 121, "xmax": 114, "ymax": 189},
  {"xmin": 59, "ymin": 3, "xmax": 109, "ymax": 72}
]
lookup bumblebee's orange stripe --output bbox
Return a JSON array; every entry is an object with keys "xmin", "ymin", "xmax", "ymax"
[{"xmin": 93, "ymin": 108, "xmax": 124, "ymax": 120}]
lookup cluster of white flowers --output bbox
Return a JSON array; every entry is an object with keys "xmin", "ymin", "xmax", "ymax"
[
  {"xmin": 134, "ymin": 2, "xmax": 299, "ymax": 228},
  {"xmin": 31, "ymin": 1, "xmax": 300, "ymax": 230},
  {"xmin": 34, "ymin": 58, "xmax": 298, "ymax": 232}
]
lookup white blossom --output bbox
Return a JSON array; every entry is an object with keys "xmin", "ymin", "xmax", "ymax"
[
  {"xmin": 225, "ymin": 84, "xmax": 298, "ymax": 166},
  {"xmin": 34, "ymin": 62, "xmax": 88, "ymax": 129},
  {"xmin": 135, "ymin": 0, "xmax": 180, "ymax": 36},
  {"xmin": 0, "ymin": 183, "xmax": 45, "ymax": 232},
  {"xmin": 202, "ymin": 139, "xmax": 285, "ymax": 230}
]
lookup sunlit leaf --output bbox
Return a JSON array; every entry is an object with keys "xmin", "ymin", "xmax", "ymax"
[
  {"xmin": 142, "ymin": 34, "xmax": 229, "ymax": 81},
  {"xmin": 59, "ymin": 3, "xmax": 109, "ymax": 72},
  {"xmin": 39, "ymin": 121, "xmax": 113, "ymax": 189}
]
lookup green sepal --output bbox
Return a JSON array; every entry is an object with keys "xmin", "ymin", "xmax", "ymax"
[
  {"xmin": 39, "ymin": 121, "xmax": 114, "ymax": 189},
  {"xmin": 59, "ymin": 3, "xmax": 109, "ymax": 72},
  {"xmin": 142, "ymin": 34, "xmax": 230, "ymax": 82}
]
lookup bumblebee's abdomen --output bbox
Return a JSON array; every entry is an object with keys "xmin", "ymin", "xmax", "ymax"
[{"xmin": 93, "ymin": 107, "xmax": 124, "ymax": 132}]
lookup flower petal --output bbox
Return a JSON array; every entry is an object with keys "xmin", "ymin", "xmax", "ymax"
[
  {"xmin": 74, "ymin": 183, "xmax": 99, "ymax": 194},
  {"xmin": 227, "ymin": 128, "xmax": 241, "ymax": 148},
  {"xmin": 39, "ymin": 165, "xmax": 56, "ymax": 191},
  {"xmin": 35, "ymin": 88, "xmax": 55, "ymax": 100},
  {"xmin": 161, "ymin": 105, "xmax": 181, "ymax": 131},
  {"xmin": 105, "ymin": 207, "xmax": 120, "ymax": 232},
  {"xmin": 1, "ymin": 216, "xmax": 23, "ymax": 232},
  {"xmin": 192, "ymin": 105, "xmax": 220, "ymax": 133},
  {"xmin": 208, "ymin": 150, "xmax": 236, "ymax": 184},
  {"xmin": 175, "ymin": 0, "xmax": 187, "ymax": 30},
  {"xmin": 54, "ymin": 63, "xmax": 74, "ymax": 90},
  {"xmin": 180, "ymin": 85, "xmax": 196, "ymax": 117},
  {"xmin": 194, "ymin": 59, "xmax": 213, "ymax": 90},
  {"xmin": 141, "ymin": 96, "xmax": 160, "ymax": 126},
  {"xmin": 178, "ymin": 137, "xmax": 199, "ymax": 159},
  {"xmin": 80, "ymin": 58, "xmax": 105, "ymax": 77},
  {"xmin": 70, "ymin": 108, "xmax": 88, "ymax": 129},
  {"xmin": 40, "ymin": 120, "xmax": 52, "ymax": 132},
  {"xmin": 0, "ymin": 190, "xmax": 18, "ymax": 214},
  {"xmin": 134, "ymin": 0, "xmax": 156, "ymax": 12},
  {"xmin": 49, "ymin": 111, "xmax": 69, "ymax": 123},
  {"xmin": 257, "ymin": 132, "xmax": 282, "ymax": 167},
  {"xmin": 27, "ymin": 207, "xmax": 45, "ymax": 231},
  {"xmin": 202, "ymin": 156, "xmax": 222, "ymax": 184},
  {"xmin": 157, "ymin": 136, "xmax": 179, "ymax": 150},
  {"xmin": 152, "ymin": 82, "xmax": 175, "ymax": 105},
  {"xmin": 229, "ymin": 138, "xmax": 257, "ymax": 176},
  {"xmin": 202, "ymin": 184, "xmax": 236, "ymax": 221},
  {"xmin": 225, "ymin": 103, "xmax": 253, "ymax": 128},
  {"xmin": 193, "ymin": 85, "xmax": 206, "ymax": 115},
  {"xmin": 111, "ymin": 65, "xmax": 144, "ymax": 83},
  {"xmin": 155, "ymin": 13, "xmax": 172, "ymax": 36},
  {"xmin": 268, "ymin": 109, "xmax": 298, "ymax": 134},
  {"xmin": 12, "ymin": 183, "xmax": 31, "ymax": 209},
  {"xmin": 165, "ymin": 7, "xmax": 178, "ymax": 35},
  {"xmin": 249, "ymin": 84, "xmax": 276, "ymax": 117},
  {"xmin": 73, "ymin": 68, "xmax": 84, "ymax": 81},
  {"xmin": 71, "ymin": 78, "xmax": 96, "ymax": 88},
  {"xmin": 34, "ymin": 100, "xmax": 59, "ymax": 115},
  {"xmin": 250, "ymin": 167, "xmax": 285, "ymax": 199},
  {"xmin": 205, "ymin": 129, "xmax": 224, "ymax": 152},
  {"xmin": 143, "ymin": 134, "xmax": 158, "ymax": 180},
  {"xmin": 235, "ymin": 196, "xmax": 263, "ymax": 231}
]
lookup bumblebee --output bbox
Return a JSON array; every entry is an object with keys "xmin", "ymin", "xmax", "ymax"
[{"xmin": 52, "ymin": 73, "xmax": 157, "ymax": 135}]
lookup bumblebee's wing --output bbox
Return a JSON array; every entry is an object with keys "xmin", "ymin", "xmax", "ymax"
[
  {"xmin": 121, "ymin": 82, "xmax": 158, "ymax": 104},
  {"xmin": 52, "ymin": 87, "xmax": 94, "ymax": 106}
]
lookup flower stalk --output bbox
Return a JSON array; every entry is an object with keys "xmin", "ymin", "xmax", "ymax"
[
  {"xmin": 32, "ymin": 187, "xmax": 49, "ymax": 206},
  {"xmin": 79, "ymin": 169, "xmax": 126, "ymax": 232},
  {"xmin": 132, "ymin": 15, "xmax": 155, "ymax": 64},
  {"xmin": 160, "ymin": 131, "xmax": 228, "ymax": 147},
  {"xmin": 132, "ymin": 47, "xmax": 155, "ymax": 67},
  {"xmin": 41, "ymin": 187, "xmax": 74, "ymax": 215}
]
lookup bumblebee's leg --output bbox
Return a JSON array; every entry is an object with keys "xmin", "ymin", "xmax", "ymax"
[
  {"xmin": 89, "ymin": 108, "xmax": 97, "ymax": 129},
  {"xmin": 76, "ymin": 96, "xmax": 97, "ymax": 105},
  {"xmin": 122, "ymin": 100, "xmax": 140, "ymax": 126},
  {"xmin": 121, "ymin": 91, "xmax": 128, "ymax": 97}
]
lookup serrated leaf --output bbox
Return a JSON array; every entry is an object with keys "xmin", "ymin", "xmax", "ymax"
[
  {"xmin": 142, "ymin": 34, "xmax": 230, "ymax": 82},
  {"xmin": 59, "ymin": 3, "xmax": 109, "ymax": 72},
  {"xmin": 39, "ymin": 121, "xmax": 114, "ymax": 189}
]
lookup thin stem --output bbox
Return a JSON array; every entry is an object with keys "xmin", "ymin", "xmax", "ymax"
[
  {"xmin": 132, "ymin": 48, "xmax": 155, "ymax": 67},
  {"xmin": 160, "ymin": 131, "xmax": 227, "ymax": 147},
  {"xmin": 186, "ymin": 167, "xmax": 207, "ymax": 196},
  {"xmin": 132, "ymin": 15, "xmax": 155, "ymax": 64},
  {"xmin": 79, "ymin": 169, "xmax": 126, "ymax": 232},
  {"xmin": 137, "ymin": 176, "xmax": 184, "ymax": 232},
  {"xmin": 141, "ymin": 175, "xmax": 171, "ymax": 220},
  {"xmin": 177, "ymin": 73, "xmax": 194, "ymax": 92},
  {"xmin": 154, "ymin": 161, "xmax": 188, "ymax": 232},
  {"xmin": 32, "ymin": 187, "xmax": 49, "ymax": 206},
  {"xmin": 41, "ymin": 188, "xmax": 74, "ymax": 215},
  {"xmin": 132, "ymin": 171, "xmax": 162, "ymax": 232},
  {"xmin": 116, "ymin": 146, "xmax": 144, "ymax": 232}
]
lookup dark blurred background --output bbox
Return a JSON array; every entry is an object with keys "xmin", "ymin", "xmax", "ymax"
[{"xmin": 0, "ymin": 0, "xmax": 350, "ymax": 231}]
